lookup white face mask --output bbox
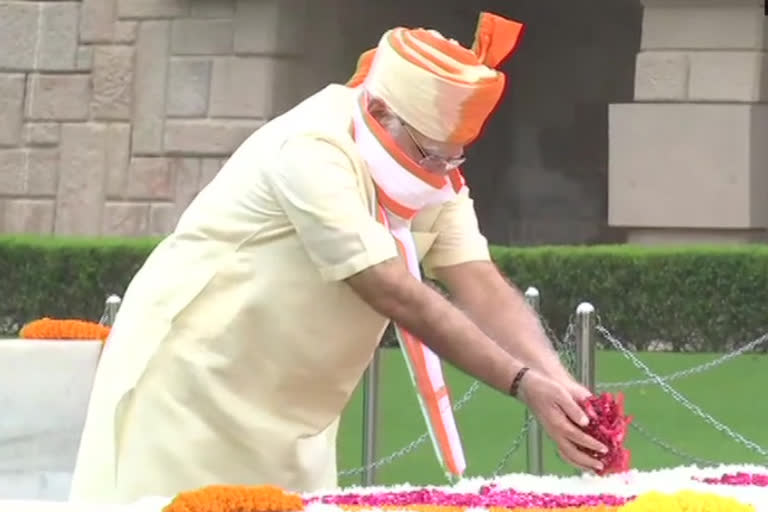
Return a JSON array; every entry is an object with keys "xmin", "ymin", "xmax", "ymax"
[{"xmin": 351, "ymin": 90, "xmax": 465, "ymax": 223}]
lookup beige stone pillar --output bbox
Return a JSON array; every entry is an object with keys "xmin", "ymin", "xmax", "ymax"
[{"xmin": 608, "ymin": 0, "xmax": 768, "ymax": 244}]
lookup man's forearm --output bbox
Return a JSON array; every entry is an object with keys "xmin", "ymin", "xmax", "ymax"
[
  {"xmin": 440, "ymin": 262, "xmax": 573, "ymax": 383},
  {"xmin": 346, "ymin": 259, "xmax": 526, "ymax": 395},
  {"xmin": 467, "ymin": 285, "xmax": 571, "ymax": 381}
]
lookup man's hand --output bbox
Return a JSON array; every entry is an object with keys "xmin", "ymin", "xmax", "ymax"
[
  {"xmin": 517, "ymin": 369, "xmax": 607, "ymax": 473},
  {"xmin": 558, "ymin": 377, "xmax": 594, "ymax": 403}
]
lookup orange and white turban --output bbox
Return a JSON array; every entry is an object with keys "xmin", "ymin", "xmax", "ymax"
[{"xmin": 347, "ymin": 12, "xmax": 525, "ymax": 146}]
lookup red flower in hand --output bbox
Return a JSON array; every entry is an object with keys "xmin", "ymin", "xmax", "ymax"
[{"xmin": 577, "ymin": 392, "xmax": 633, "ymax": 475}]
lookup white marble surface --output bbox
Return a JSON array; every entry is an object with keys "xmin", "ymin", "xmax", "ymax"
[
  {"xmin": 0, "ymin": 340, "xmax": 102, "ymax": 501},
  {"xmin": 0, "ymin": 500, "xmax": 155, "ymax": 512}
]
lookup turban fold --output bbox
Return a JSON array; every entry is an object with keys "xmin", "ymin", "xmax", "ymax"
[{"xmin": 346, "ymin": 12, "xmax": 524, "ymax": 146}]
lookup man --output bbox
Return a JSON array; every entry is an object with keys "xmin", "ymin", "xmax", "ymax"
[{"xmin": 70, "ymin": 11, "xmax": 606, "ymax": 504}]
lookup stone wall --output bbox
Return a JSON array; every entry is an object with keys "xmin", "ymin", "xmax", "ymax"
[
  {"xmin": 470, "ymin": 0, "xmax": 642, "ymax": 244},
  {"xmin": 0, "ymin": 0, "xmax": 644, "ymax": 245},
  {"xmin": 608, "ymin": 0, "xmax": 768, "ymax": 244},
  {"xmin": 0, "ymin": 0, "xmax": 313, "ymax": 237}
]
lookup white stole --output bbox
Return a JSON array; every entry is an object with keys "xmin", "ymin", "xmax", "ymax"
[{"xmin": 351, "ymin": 90, "xmax": 467, "ymax": 480}]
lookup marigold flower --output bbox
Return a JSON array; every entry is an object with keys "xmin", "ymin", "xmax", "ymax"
[
  {"xmin": 19, "ymin": 317, "xmax": 111, "ymax": 341},
  {"xmin": 338, "ymin": 507, "xmax": 619, "ymax": 512},
  {"xmin": 163, "ymin": 484, "xmax": 304, "ymax": 512},
  {"xmin": 617, "ymin": 490, "xmax": 755, "ymax": 512}
]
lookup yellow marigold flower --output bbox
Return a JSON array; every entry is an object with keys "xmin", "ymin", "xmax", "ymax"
[{"xmin": 618, "ymin": 490, "xmax": 755, "ymax": 512}]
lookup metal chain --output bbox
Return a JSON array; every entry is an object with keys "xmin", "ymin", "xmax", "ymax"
[
  {"xmin": 487, "ymin": 315, "xmax": 571, "ymax": 478},
  {"xmin": 337, "ymin": 433, "xmax": 430, "ymax": 478},
  {"xmin": 596, "ymin": 319, "xmax": 768, "ymax": 460},
  {"xmin": 629, "ymin": 420, "xmax": 721, "ymax": 466},
  {"xmin": 338, "ymin": 313, "xmax": 572, "ymax": 478},
  {"xmin": 560, "ymin": 322, "xmax": 577, "ymax": 373},
  {"xmin": 339, "ymin": 314, "xmax": 768, "ymax": 477},
  {"xmin": 491, "ymin": 416, "xmax": 533, "ymax": 477},
  {"xmin": 541, "ymin": 315, "xmax": 577, "ymax": 373},
  {"xmin": 598, "ymin": 330, "xmax": 768, "ymax": 389},
  {"xmin": 340, "ymin": 313, "xmax": 768, "ymax": 478},
  {"xmin": 337, "ymin": 380, "xmax": 482, "ymax": 477}
]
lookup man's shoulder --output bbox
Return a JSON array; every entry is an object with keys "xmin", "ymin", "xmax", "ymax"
[
  {"xmin": 278, "ymin": 84, "xmax": 358, "ymax": 136},
  {"xmin": 261, "ymin": 84, "xmax": 361, "ymax": 165}
]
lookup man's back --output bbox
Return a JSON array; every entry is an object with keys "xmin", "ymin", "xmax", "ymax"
[
  {"xmin": 71, "ymin": 71, "xmax": 492, "ymax": 500},
  {"xmin": 70, "ymin": 84, "xmax": 398, "ymax": 502}
]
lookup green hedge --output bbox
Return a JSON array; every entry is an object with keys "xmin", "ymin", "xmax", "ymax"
[
  {"xmin": 0, "ymin": 236, "xmax": 157, "ymax": 335},
  {"xmin": 2, "ymin": 235, "xmax": 768, "ymax": 353},
  {"xmin": 490, "ymin": 245, "xmax": 768, "ymax": 353}
]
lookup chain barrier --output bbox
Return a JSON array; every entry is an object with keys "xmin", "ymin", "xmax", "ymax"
[
  {"xmin": 339, "ymin": 312, "xmax": 570, "ymax": 478},
  {"xmin": 628, "ymin": 420, "xmax": 720, "ymax": 466},
  {"xmin": 598, "ymin": 331, "xmax": 768, "ymax": 389},
  {"xmin": 596, "ymin": 318, "xmax": 768, "ymax": 461},
  {"xmin": 337, "ymin": 380, "xmax": 481, "ymax": 477},
  {"xmin": 338, "ymin": 433, "xmax": 429, "ymax": 478},
  {"xmin": 492, "ymin": 416, "xmax": 533, "ymax": 477},
  {"xmin": 542, "ymin": 316, "xmax": 577, "ymax": 374},
  {"xmin": 340, "ymin": 311, "xmax": 768, "ymax": 479}
]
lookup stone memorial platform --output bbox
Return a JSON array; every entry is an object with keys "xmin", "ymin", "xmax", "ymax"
[{"xmin": 0, "ymin": 340, "xmax": 102, "ymax": 501}]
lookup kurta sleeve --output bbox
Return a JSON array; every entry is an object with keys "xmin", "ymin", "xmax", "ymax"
[
  {"xmin": 267, "ymin": 135, "xmax": 399, "ymax": 282},
  {"xmin": 418, "ymin": 187, "xmax": 491, "ymax": 277}
]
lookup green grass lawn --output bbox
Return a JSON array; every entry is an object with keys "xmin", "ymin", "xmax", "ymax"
[{"xmin": 336, "ymin": 348, "xmax": 768, "ymax": 487}]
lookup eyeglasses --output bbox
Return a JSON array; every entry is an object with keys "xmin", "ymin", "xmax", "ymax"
[{"xmin": 401, "ymin": 123, "xmax": 466, "ymax": 174}]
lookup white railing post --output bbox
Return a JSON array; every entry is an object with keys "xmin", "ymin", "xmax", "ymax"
[
  {"xmin": 524, "ymin": 287, "xmax": 544, "ymax": 475},
  {"xmin": 575, "ymin": 302, "xmax": 596, "ymax": 392},
  {"xmin": 361, "ymin": 347, "xmax": 381, "ymax": 486},
  {"xmin": 100, "ymin": 294, "xmax": 122, "ymax": 327}
]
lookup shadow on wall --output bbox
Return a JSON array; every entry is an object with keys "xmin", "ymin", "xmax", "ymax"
[{"xmin": 276, "ymin": 0, "xmax": 643, "ymax": 246}]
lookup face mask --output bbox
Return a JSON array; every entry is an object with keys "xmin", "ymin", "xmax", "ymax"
[{"xmin": 351, "ymin": 90, "xmax": 465, "ymax": 223}]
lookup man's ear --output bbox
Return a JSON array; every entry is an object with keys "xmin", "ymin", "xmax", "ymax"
[
  {"xmin": 367, "ymin": 97, "xmax": 389, "ymax": 117},
  {"xmin": 366, "ymin": 95, "xmax": 402, "ymax": 134}
]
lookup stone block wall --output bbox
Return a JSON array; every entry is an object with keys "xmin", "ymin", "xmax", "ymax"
[
  {"xmin": 0, "ymin": 0, "xmax": 645, "ymax": 246},
  {"xmin": 0, "ymin": 0, "xmax": 311, "ymax": 237},
  {"xmin": 462, "ymin": 0, "xmax": 642, "ymax": 245},
  {"xmin": 634, "ymin": 5, "xmax": 767, "ymax": 102},
  {"xmin": 608, "ymin": 0, "xmax": 768, "ymax": 244}
]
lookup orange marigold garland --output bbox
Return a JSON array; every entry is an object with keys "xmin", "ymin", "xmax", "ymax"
[
  {"xmin": 19, "ymin": 318, "xmax": 111, "ymax": 341},
  {"xmin": 339, "ymin": 507, "xmax": 620, "ymax": 512},
  {"xmin": 163, "ymin": 484, "xmax": 305, "ymax": 512}
]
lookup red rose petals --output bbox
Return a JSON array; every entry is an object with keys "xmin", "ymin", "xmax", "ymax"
[
  {"xmin": 577, "ymin": 392, "xmax": 633, "ymax": 476},
  {"xmin": 304, "ymin": 468, "xmax": 768, "ymax": 511},
  {"xmin": 694, "ymin": 471, "xmax": 768, "ymax": 487},
  {"xmin": 306, "ymin": 486, "xmax": 632, "ymax": 509}
]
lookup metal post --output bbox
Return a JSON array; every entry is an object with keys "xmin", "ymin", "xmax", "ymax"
[
  {"xmin": 361, "ymin": 348, "xmax": 381, "ymax": 486},
  {"xmin": 524, "ymin": 287, "xmax": 544, "ymax": 475},
  {"xmin": 100, "ymin": 294, "xmax": 122, "ymax": 327},
  {"xmin": 574, "ymin": 302, "xmax": 596, "ymax": 392}
]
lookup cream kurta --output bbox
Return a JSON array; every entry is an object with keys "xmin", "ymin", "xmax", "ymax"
[{"xmin": 69, "ymin": 85, "xmax": 491, "ymax": 503}]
